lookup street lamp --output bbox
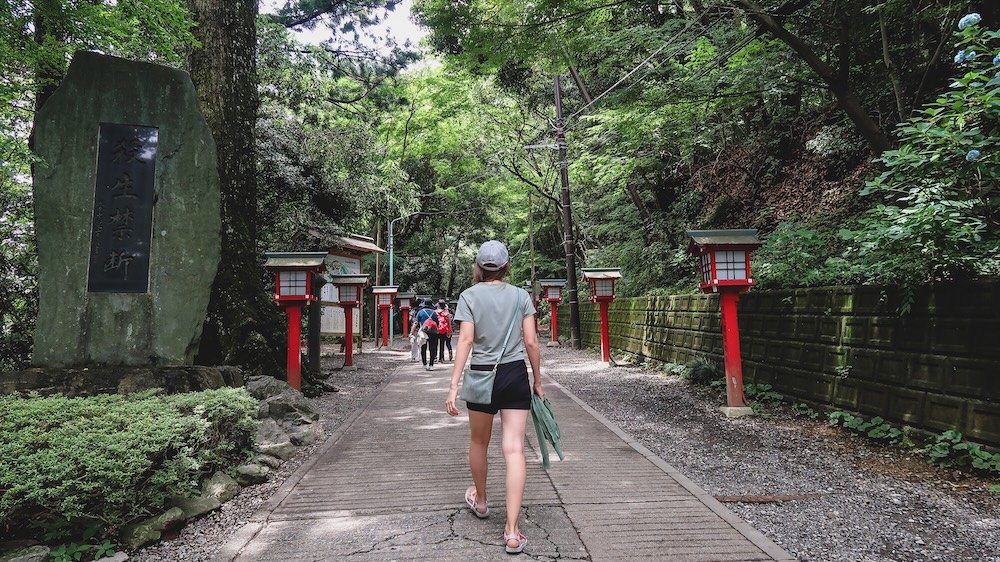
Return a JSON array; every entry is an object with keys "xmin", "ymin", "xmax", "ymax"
[
  {"xmin": 263, "ymin": 251, "xmax": 328, "ymax": 390},
  {"xmin": 580, "ymin": 268, "xmax": 622, "ymax": 365},
  {"xmin": 539, "ymin": 278, "xmax": 567, "ymax": 346},
  {"xmin": 327, "ymin": 274, "xmax": 369, "ymax": 369},
  {"xmin": 686, "ymin": 229, "xmax": 762, "ymax": 418}
]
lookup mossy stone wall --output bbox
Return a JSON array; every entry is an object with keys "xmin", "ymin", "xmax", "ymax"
[{"xmin": 559, "ymin": 282, "xmax": 1000, "ymax": 447}]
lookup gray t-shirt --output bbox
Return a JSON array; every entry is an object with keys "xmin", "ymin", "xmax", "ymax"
[{"xmin": 454, "ymin": 282, "xmax": 536, "ymax": 365}]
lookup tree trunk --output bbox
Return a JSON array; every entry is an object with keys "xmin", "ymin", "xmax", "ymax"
[
  {"xmin": 28, "ymin": 1, "xmax": 65, "ymax": 157},
  {"xmin": 188, "ymin": 0, "xmax": 285, "ymax": 375},
  {"xmin": 731, "ymin": 0, "xmax": 892, "ymax": 155}
]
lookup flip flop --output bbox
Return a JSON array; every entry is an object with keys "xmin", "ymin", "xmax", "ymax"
[
  {"xmin": 465, "ymin": 486, "xmax": 489, "ymax": 519},
  {"xmin": 504, "ymin": 531, "xmax": 527, "ymax": 554}
]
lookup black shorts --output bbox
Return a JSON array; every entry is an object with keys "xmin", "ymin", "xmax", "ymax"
[{"xmin": 466, "ymin": 361, "xmax": 530, "ymax": 415}]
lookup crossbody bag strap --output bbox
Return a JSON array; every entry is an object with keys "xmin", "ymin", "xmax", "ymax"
[{"xmin": 494, "ymin": 290, "xmax": 525, "ymax": 369}]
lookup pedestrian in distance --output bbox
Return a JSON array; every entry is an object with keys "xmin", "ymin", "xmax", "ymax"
[
  {"xmin": 436, "ymin": 299, "xmax": 454, "ymax": 363},
  {"xmin": 410, "ymin": 298, "xmax": 440, "ymax": 370},
  {"xmin": 445, "ymin": 240, "xmax": 542, "ymax": 555}
]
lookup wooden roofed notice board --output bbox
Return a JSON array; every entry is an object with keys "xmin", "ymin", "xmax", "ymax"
[{"xmin": 320, "ymin": 234, "xmax": 385, "ymax": 336}]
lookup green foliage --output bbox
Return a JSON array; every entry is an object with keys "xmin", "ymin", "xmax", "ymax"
[
  {"xmin": 683, "ymin": 357, "xmax": 722, "ymax": 386},
  {"xmin": 828, "ymin": 411, "xmax": 909, "ymax": 445},
  {"xmin": 0, "ymin": 388, "xmax": 258, "ymax": 541},
  {"xmin": 744, "ymin": 383, "xmax": 782, "ymax": 403},
  {"xmin": 49, "ymin": 543, "xmax": 89, "ymax": 562},
  {"xmin": 792, "ymin": 402, "xmax": 820, "ymax": 419},
  {"xmin": 753, "ymin": 220, "xmax": 846, "ymax": 288},
  {"xmin": 0, "ymin": 180, "xmax": 36, "ymax": 371},
  {"xmin": 841, "ymin": 21, "xmax": 1000, "ymax": 286},
  {"xmin": 919, "ymin": 430, "xmax": 1000, "ymax": 473}
]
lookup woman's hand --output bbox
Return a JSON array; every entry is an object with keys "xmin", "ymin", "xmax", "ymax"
[
  {"xmin": 445, "ymin": 387, "xmax": 460, "ymax": 416},
  {"xmin": 533, "ymin": 383, "xmax": 545, "ymax": 400}
]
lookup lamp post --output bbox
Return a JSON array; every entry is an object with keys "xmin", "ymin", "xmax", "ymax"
[
  {"xmin": 397, "ymin": 291, "xmax": 416, "ymax": 337},
  {"xmin": 263, "ymin": 252, "xmax": 328, "ymax": 390},
  {"xmin": 372, "ymin": 285, "xmax": 399, "ymax": 349},
  {"xmin": 686, "ymin": 229, "xmax": 762, "ymax": 418},
  {"xmin": 327, "ymin": 274, "xmax": 369, "ymax": 369},
  {"xmin": 539, "ymin": 279, "xmax": 567, "ymax": 346},
  {"xmin": 581, "ymin": 268, "xmax": 622, "ymax": 365}
]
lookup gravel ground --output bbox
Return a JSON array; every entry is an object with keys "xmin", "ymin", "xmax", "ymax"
[
  {"xmin": 542, "ymin": 345, "xmax": 1000, "ymax": 562},
  {"xmin": 133, "ymin": 343, "xmax": 400, "ymax": 562}
]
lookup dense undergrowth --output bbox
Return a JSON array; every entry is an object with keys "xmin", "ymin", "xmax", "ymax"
[{"xmin": 0, "ymin": 388, "xmax": 258, "ymax": 546}]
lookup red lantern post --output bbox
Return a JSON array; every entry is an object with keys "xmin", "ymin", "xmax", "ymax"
[
  {"xmin": 686, "ymin": 229, "xmax": 762, "ymax": 417},
  {"xmin": 581, "ymin": 268, "xmax": 622, "ymax": 365},
  {"xmin": 397, "ymin": 291, "xmax": 416, "ymax": 338},
  {"xmin": 372, "ymin": 286, "xmax": 398, "ymax": 349},
  {"xmin": 539, "ymin": 279, "xmax": 567, "ymax": 346},
  {"xmin": 264, "ymin": 252, "xmax": 328, "ymax": 390},
  {"xmin": 327, "ymin": 274, "xmax": 369, "ymax": 368}
]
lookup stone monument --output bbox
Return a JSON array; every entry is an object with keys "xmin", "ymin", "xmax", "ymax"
[{"xmin": 3, "ymin": 51, "xmax": 235, "ymax": 395}]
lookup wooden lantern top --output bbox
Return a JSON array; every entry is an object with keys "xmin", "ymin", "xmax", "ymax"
[
  {"xmin": 581, "ymin": 268, "xmax": 622, "ymax": 281},
  {"xmin": 538, "ymin": 278, "xmax": 568, "ymax": 288},
  {"xmin": 686, "ymin": 229, "xmax": 761, "ymax": 254},
  {"xmin": 372, "ymin": 285, "xmax": 399, "ymax": 294},
  {"xmin": 263, "ymin": 251, "xmax": 328, "ymax": 271},
  {"xmin": 326, "ymin": 274, "xmax": 370, "ymax": 287}
]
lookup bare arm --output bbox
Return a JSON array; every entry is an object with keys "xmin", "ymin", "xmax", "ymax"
[
  {"xmin": 445, "ymin": 322, "xmax": 475, "ymax": 416},
  {"xmin": 522, "ymin": 315, "xmax": 544, "ymax": 398}
]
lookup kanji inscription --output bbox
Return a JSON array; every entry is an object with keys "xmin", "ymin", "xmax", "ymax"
[{"xmin": 87, "ymin": 123, "xmax": 157, "ymax": 293}]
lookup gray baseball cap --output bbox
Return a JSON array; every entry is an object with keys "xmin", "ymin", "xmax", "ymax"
[{"xmin": 476, "ymin": 240, "xmax": 509, "ymax": 271}]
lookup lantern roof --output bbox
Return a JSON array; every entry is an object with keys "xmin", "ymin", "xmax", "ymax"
[
  {"xmin": 538, "ymin": 278, "xmax": 568, "ymax": 287},
  {"xmin": 371, "ymin": 285, "xmax": 399, "ymax": 294},
  {"xmin": 263, "ymin": 251, "xmax": 328, "ymax": 269},
  {"xmin": 397, "ymin": 291, "xmax": 416, "ymax": 298},
  {"xmin": 686, "ymin": 229, "xmax": 761, "ymax": 250},
  {"xmin": 326, "ymin": 274, "xmax": 369, "ymax": 286},
  {"xmin": 331, "ymin": 233, "xmax": 385, "ymax": 255},
  {"xmin": 581, "ymin": 268, "xmax": 622, "ymax": 280}
]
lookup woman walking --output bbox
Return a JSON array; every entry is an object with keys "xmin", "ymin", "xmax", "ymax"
[
  {"xmin": 445, "ymin": 240, "xmax": 542, "ymax": 555},
  {"xmin": 436, "ymin": 299, "xmax": 454, "ymax": 363},
  {"xmin": 410, "ymin": 298, "xmax": 440, "ymax": 370}
]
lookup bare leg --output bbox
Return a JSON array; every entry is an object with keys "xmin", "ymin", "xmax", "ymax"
[
  {"xmin": 468, "ymin": 409, "xmax": 494, "ymax": 511},
  {"xmin": 499, "ymin": 408, "xmax": 530, "ymax": 539}
]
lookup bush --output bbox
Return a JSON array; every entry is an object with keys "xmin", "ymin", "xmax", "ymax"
[
  {"xmin": 840, "ymin": 17, "xmax": 1000, "ymax": 287},
  {"xmin": 683, "ymin": 356, "xmax": 722, "ymax": 386},
  {"xmin": 0, "ymin": 388, "xmax": 258, "ymax": 541},
  {"xmin": 753, "ymin": 219, "xmax": 846, "ymax": 288}
]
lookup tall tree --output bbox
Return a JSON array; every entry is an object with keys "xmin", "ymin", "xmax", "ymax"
[{"xmin": 187, "ymin": 0, "xmax": 285, "ymax": 374}]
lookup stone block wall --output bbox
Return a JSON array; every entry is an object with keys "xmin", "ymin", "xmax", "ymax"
[{"xmin": 559, "ymin": 282, "xmax": 1000, "ymax": 448}]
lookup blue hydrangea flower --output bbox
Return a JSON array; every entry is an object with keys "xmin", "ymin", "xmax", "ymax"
[
  {"xmin": 955, "ymin": 50, "xmax": 966, "ymax": 64},
  {"xmin": 966, "ymin": 149, "xmax": 981, "ymax": 162},
  {"xmin": 993, "ymin": 52, "xmax": 1000, "ymax": 66},
  {"xmin": 958, "ymin": 13, "xmax": 981, "ymax": 31}
]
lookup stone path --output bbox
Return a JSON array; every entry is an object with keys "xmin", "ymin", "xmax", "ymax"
[{"xmin": 215, "ymin": 351, "xmax": 793, "ymax": 561}]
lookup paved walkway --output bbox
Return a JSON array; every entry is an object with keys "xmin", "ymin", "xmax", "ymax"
[{"xmin": 216, "ymin": 351, "xmax": 793, "ymax": 561}]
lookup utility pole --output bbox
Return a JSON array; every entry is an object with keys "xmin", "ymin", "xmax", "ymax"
[
  {"xmin": 528, "ymin": 191, "xmax": 537, "ymax": 292},
  {"xmin": 554, "ymin": 75, "xmax": 582, "ymax": 350}
]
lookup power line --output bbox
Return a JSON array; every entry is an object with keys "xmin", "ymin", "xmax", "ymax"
[{"xmin": 566, "ymin": 7, "xmax": 716, "ymax": 121}]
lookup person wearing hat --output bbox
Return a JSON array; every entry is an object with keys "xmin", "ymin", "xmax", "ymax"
[
  {"xmin": 445, "ymin": 240, "xmax": 543, "ymax": 555},
  {"xmin": 410, "ymin": 298, "xmax": 440, "ymax": 370}
]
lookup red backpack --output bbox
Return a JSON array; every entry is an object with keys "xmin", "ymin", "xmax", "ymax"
[{"xmin": 436, "ymin": 310, "xmax": 452, "ymax": 335}]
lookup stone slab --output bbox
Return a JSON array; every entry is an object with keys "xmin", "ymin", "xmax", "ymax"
[{"xmin": 32, "ymin": 51, "xmax": 219, "ymax": 367}]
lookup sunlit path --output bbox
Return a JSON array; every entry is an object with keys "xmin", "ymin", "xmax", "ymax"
[{"xmin": 216, "ymin": 350, "xmax": 792, "ymax": 561}]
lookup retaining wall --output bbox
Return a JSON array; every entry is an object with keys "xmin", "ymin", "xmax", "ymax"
[{"xmin": 558, "ymin": 282, "xmax": 1000, "ymax": 448}]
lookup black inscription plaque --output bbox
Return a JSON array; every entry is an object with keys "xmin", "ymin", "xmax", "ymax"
[{"xmin": 87, "ymin": 123, "xmax": 157, "ymax": 293}]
